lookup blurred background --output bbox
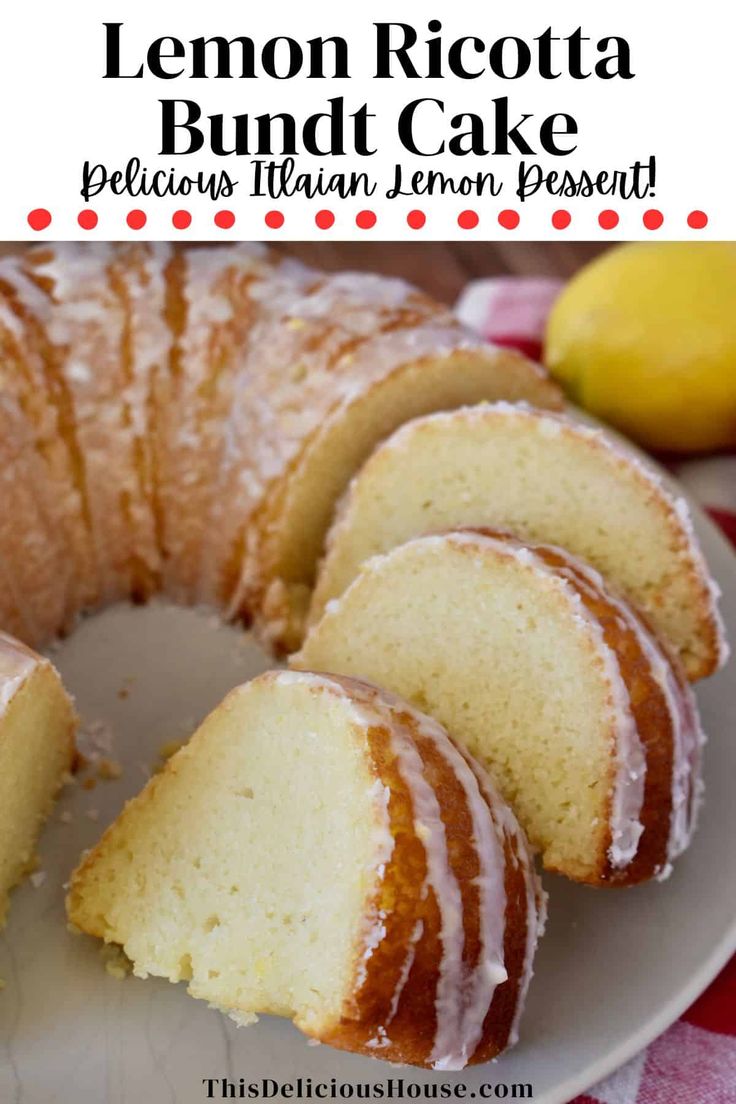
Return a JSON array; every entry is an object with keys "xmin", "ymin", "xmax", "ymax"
[
  {"xmin": 2, "ymin": 240, "xmax": 732, "ymax": 457},
  {"xmin": 274, "ymin": 242, "xmax": 606, "ymax": 303}
]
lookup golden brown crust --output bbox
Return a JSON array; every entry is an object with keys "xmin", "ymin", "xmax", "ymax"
[
  {"xmin": 539, "ymin": 417, "xmax": 724, "ymax": 682},
  {"xmin": 0, "ymin": 245, "xmax": 563, "ymax": 656},
  {"xmin": 306, "ymin": 674, "xmax": 535, "ymax": 1069},
  {"xmin": 238, "ymin": 346, "xmax": 563, "ymax": 655},
  {"xmin": 205, "ymin": 275, "xmax": 459, "ymax": 610},
  {"xmin": 579, "ymin": 429, "xmax": 724, "ymax": 682},
  {"xmin": 0, "ymin": 265, "xmax": 97, "ymax": 618},
  {"xmin": 532, "ymin": 545, "xmax": 673, "ymax": 885},
  {"xmin": 465, "ymin": 528, "xmax": 688, "ymax": 887},
  {"xmin": 107, "ymin": 245, "xmax": 169, "ymax": 601}
]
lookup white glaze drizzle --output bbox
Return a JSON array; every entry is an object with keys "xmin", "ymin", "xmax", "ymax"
[
  {"xmin": 437, "ymin": 530, "xmax": 648, "ymax": 871},
  {"xmin": 545, "ymin": 547, "xmax": 704, "ymax": 872},
  {"xmin": 386, "ymin": 918, "xmax": 424, "ymax": 1026},
  {"xmin": 0, "ymin": 631, "xmax": 40, "ymax": 711},
  {"xmin": 280, "ymin": 666, "xmax": 518, "ymax": 1073},
  {"xmin": 358, "ymin": 401, "xmax": 728, "ymax": 674},
  {"xmin": 462, "ymin": 750, "xmax": 545, "ymax": 1047},
  {"xmin": 532, "ymin": 552, "xmax": 648, "ymax": 869},
  {"xmin": 405, "ymin": 707, "xmax": 509, "ymax": 1070},
  {"xmin": 351, "ymin": 689, "xmax": 467, "ymax": 1069},
  {"xmin": 277, "ymin": 670, "xmax": 522, "ymax": 1070}
]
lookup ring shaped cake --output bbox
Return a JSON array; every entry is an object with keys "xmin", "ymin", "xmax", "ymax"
[
  {"xmin": 0, "ymin": 243, "xmax": 560, "ymax": 650},
  {"xmin": 0, "ymin": 244, "xmax": 724, "ymax": 1070}
]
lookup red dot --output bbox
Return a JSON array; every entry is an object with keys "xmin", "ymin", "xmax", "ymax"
[
  {"xmin": 27, "ymin": 208, "xmax": 51, "ymax": 231},
  {"xmin": 127, "ymin": 209, "xmax": 146, "ymax": 230},
  {"xmin": 315, "ymin": 209, "xmax": 335, "ymax": 230},
  {"xmin": 356, "ymin": 210, "xmax": 377, "ymax": 230},
  {"xmin": 77, "ymin": 209, "xmax": 98, "ymax": 231},
  {"xmin": 458, "ymin": 210, "xmax": 479, "ymax": 230},
  {"xmin": 265, "ymin": 210, "xmax": 284, "ymax": 230},
  {"xmin": 688, "ymin": 210, "xmax": 708, "ymax": 230},
  {"xmin": 498, "ymin": 209, "xmax": 520, "ymax": 230},
  {"xmin": 599, "ymin": 209, "xmax": 619, "ymax": 230},
  {"xmin": 643, "ymin": 209, "xmax": 664, "ymax": 231},
  {"xmin": 552, "ymin": 209, "xmax": 571, "ymax": 230},
  {"xmin": 214, "ymin": 210, "xmax": 235, "ymax": 230},
  {"xmin": 172, "ymin": 210, "xmax": 192, "ymax": 230},
  {"xmin": 407, "ymin": 209, "xmax": 426, "ymax": 230}
]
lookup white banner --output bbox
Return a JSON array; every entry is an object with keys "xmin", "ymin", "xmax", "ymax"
[{"xmin": 1, "ymin": 0, "xmax": 733, "ymax": 240}]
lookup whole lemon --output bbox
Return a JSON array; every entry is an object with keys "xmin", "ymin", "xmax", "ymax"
[{"xmin": 544, "ymin": 242, "xmax": 736, "ymax": 453}]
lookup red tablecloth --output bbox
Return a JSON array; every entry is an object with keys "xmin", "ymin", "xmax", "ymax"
[{"xmin": 456, "ymin": 277, "xmax": 736, "ymax": 1104}]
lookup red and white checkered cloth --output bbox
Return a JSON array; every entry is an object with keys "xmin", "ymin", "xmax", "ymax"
[{"xmin": 456, "ymin": 277, "xmax": 736, "ymax": 1104}]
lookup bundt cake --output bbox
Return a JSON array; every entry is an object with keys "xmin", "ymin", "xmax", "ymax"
[
  {"xmin": 12, "ymin": 244, "xmax": 162, "ymax": 609},
  {"xmin": 0, "ymin": 632, "xmax": 77, "ymax": 925},
  {"xmin": 0, "ymin": 243, "xmax": 561, "ymax": 651},
  {"xmin": 0, "ymin": 255, "xmax": 95, "ymax": 628},
  {"xmin": 66, "ymin": 670, "xmax": 544, "ymax": 1070},
  {"xmin": 295, "ymin": 530, "xmax": 705, "ymax": 886},
  {"xmin": 309, "ymin": 403, "xmax": 727, "ymax": 680}
]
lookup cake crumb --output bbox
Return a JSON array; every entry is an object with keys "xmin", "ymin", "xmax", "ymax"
[
  {"xmin": 77, "ymin": 718, "xmax": 115, "ymax": 764},
  {"xmin": 59, "ymin": 810, "xmax": 73, "ymax": 824},
  {"xmin": 82, "ymin": 777, "xmax": 97, "ymax": 791},
  {"xmin": 29, "ymin": 871, "xmax": 47, "ymax": 889},
  {"xmin": 100, "ymin": 943, "xmax": 132, "ymax": 980},
  {"xmin": 117, "ymin": 676, "xmax": 136, "ymax": 701},
  {"xmin": 226, "ymin": 1008, "xmax": 259, "ymax": 1027},
  {"xmin": 97, "ymin": 757, "xmax": 123, "ymax": 781},
  {"xmin": 85, "ymin": 809, "xmax": 100, "ymax": 822}
]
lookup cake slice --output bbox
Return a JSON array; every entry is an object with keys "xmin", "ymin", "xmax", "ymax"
[
  {"xmin": 223, "ymin": 296, "xmax": 562, "ymax": 654},
  {"xmin": 0, "ymin": 632, "xmax": 77, "ymax": 926},
  {"xmin": 197, "ymin": 262, "xmax": 446, "ymax": 611},
  {"xmin": 296, "ymin": 530, "xmax": 705, "ymax": 886},
  {"xmin": 67, "ymin": 670, "xmax": 544, "ymax": 1070},
  {"xmin": 170, "ymin": 256, "xmax": 562, "ymax": 650},
  {"xmin": 309, "ymin": 403, "xmax": 727, "ymax": 680}
]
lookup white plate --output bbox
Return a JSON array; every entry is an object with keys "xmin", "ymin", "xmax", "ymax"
[{"xmin": 1, "ymin": 507, "xmax": 735, "ymax": 1104}]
